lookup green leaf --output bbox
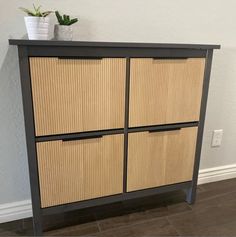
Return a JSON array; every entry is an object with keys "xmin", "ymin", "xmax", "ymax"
[
  {"xmin": 69, "ymin": 18, "xmax": 78, "ymax": 25},
  {"xmin": 33, "ymin": 4, "xmax": 42, "ymax": 16},
  {"xmin": 33, "ymin": 4, "xmax": 42, "ymax": 13},
  {"xmin": 62, "ymin": 15, "xmax": 68, "ymax": 25},
  {"xmin": 55, "ymin": 11, "xmax": 78, "ymax": 25},
  {"xmin": 19, "ymin": 5, "xmax": 52, "ymax": 17},
  {"xmin": 19, "ymin": 7, "xmax": 36, "ymax": 16},
  {"xmin": 55, "ymin": 11, "xmax": 63, "ymax": 24},
  {"xmin": 42, "ymin": 11, "xmax": 53, "ymax": 17}
]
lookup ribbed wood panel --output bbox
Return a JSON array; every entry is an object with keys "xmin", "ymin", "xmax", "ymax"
[
  {"xmin": 127, "ymin": 127, "xmax": 198, "ymax": 192},
  {"xmin": 30, "ymin": 57, "xmax": 126, "ymax": 136},
  {"xmin": 129, "ymin": 58, "xmax": 205, "ymax": 127},
  {"xmin": 36, "ymin": 134, "xmax": 124, "ymax": 208}
]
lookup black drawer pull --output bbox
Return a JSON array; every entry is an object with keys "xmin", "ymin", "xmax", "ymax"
[
  {"xmin": 62, "ymin": 135, "xmax": 103, "ymax": 142},
  {"xmin": 58, "ymin": 56, "xmax": 103, "ymax": 60},
  {"xmin": 149, "ymin": 127, "xmax": 181, "ymax": 133},
  {"xmin": 153, "ymin": 57, "xmax": 188, "ymax": 60}
]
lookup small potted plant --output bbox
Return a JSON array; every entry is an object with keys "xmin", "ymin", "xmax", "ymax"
[
  {"xmin": 20, "ymin": 5, "xmax": 52, "ymax": 40},
  {"xmin": 54, "ymin": 11, "xmax": 78, "ymax": 41}
]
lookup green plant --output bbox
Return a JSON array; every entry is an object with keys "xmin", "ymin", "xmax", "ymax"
[
  {"xmin": 19, "ymin": 4, "xmax": 52, "ymax": 17},
  {"xmin": 55, "ymin": 11, "xmax": 78, "ymax": 25}
]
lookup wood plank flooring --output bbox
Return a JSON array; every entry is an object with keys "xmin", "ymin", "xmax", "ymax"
[{"xmin": 1, "ymin": 178, "xmax": 236, "ymax": 236}]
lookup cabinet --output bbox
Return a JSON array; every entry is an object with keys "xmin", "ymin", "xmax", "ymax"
[
  {"xmin": 127, "ymin": 127, "xmax": 198, "ymax": 192},
  {"xmin": 9, "ymin": 39, "xmax": 220, "ymax": 236},
  {"xmin": 129, "ymin": 58, "xmax": 205, "ymax": 127},
  {"xmin": 30, "ymin": 57, "xmax": 126, "ymax": 136},
  {"xmin": 37, "ymin": 134, "xmax": 124, "ymax": 208}
]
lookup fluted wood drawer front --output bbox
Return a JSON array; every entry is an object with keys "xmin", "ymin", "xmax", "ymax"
[
  {"xmin": 37, "ymin": 134, "xmax": 124, "ymax": 208},
  {"xmin": 127, "ymin": 127, "xmax": 198, "ymax": 192},
  {"xmin": 129, "ymin": 58, "xmax": 205, "ymax": 127},
  {"xmin": 30, "ymin": 57, "xmax": 126, "ymax": 136}
]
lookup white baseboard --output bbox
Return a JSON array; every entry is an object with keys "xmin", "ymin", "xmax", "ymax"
[
  {"xmin": 198, "ymin": 164, "xmax": 236, "ymax": 185},
  {"xmin": 0, "ymin": 200, "xmax": 32, "ymax": 223},
  {"xmin": 1, "ymin": 164, "xmax": 236, "ymax": 223}
]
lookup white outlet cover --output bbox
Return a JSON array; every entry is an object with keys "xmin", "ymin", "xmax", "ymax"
[{"xmin": 211, "ymin": 129, "xmax": 223, "ymax": 147}]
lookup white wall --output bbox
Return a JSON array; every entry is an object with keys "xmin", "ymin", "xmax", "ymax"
[{"xmin": 1, "ymin": 0, "xmax": 236, "ymax": 207}]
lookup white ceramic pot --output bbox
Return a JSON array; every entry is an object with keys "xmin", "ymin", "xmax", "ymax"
[
  {"xmin": 54, "ymin": 25, "xmax": 73, "ymax": 41},
  {"xmin": 24, "ymin": 16, "xmax": 50, "ymax": 40}
]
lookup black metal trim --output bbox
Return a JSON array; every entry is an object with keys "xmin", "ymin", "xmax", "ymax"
[
  {"xmin": 149, "ymin": 127, "xmax": 181, "ymax": 133},
  {"xmin": 62, "ymin": 135, "xmax": 103, "ymax": 142},
  {"xmin": 26, "ymin": 47, "xmax": 207, "ymax": 58},
  {"xmin": 153, "ymin": 57, "xmax": 188, "ymax": 60},
  {"xmin": 58, "ymin": 56, "xmax": 103, "ymax": 60},
  {"xmin": 123, "ymin": 58, "xmax": 131, "ymax": 193},
  {"xmin": 9, "ymin": 39, "xmax": 221, "ymax": 50},
  {"xmin": 18, "ymin": 46, "xmax": 43, "ymax": 236},
  {"xmin": 36, "ymin": 128, "xmax": 124, "ymax": 142},
  {"xmin": 128, "ymin": 122, "xmax": 198, "ymax": 133},
  {"xmin": 42, "ymin": 181, "xmax": 192, "ymax": 215},
  {"xmin": 186, "ymin": 49, "xmax": 214, "ymax": 204}
]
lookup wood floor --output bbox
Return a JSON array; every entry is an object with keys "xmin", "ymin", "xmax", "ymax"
[{"xmin": 1, "ymin": 178, "xmax": 236, "ymax": 236}]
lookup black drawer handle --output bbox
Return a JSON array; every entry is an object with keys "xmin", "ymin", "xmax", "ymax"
[
  {"xmin": 153, "ymin": 57, "xmax": 188, "ymax": 60},
  {"xmin": 149, "ymin": 127, "xmax": 181, "ymax": 133},
  {"xmin": 62, "ymin": 135, "xmax": 103, "ymax": 142},
  {"xmin": 58, "ymin": 56, "xmax": 103, "ymax": 60}
]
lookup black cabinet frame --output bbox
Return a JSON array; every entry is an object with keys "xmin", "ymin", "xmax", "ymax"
[{"xmin": 9, "ymin": 39, "xmax": 220, "ymax": 236}]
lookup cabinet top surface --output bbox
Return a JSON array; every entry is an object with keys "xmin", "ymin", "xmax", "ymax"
[{"xmin": 9, "ymin": 39, "xmax": 220, "ymax": 50}]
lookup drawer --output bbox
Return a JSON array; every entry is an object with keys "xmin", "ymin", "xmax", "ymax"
[
  {"xmin": 127, "ymin": 127, "xmax": 198, "ymax": 192},
  {"xmin": 36, "ymin": 134, "xmax": 124, "ymax": 208},
  {"xmin": 129, "ymin": 58, "xmax": 205, "ymax": 127},
  {"xmin": 30, "ymin": 57, "xmax": 126, "ymax": 136}
]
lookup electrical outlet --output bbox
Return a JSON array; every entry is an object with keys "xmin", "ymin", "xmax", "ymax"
[{"xmin": 211, "ymin": 129, "xmax": 223, "ymax": 147}]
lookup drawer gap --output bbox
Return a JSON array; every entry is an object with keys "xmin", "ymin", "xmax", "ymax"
[
  {"xmin": 148, "ymin": 127, "xmax": 181, "ymax": 133},
  {"xmin": 128, "ymin": 121, "xmax": 198, "ymax": 133},
  {"xmin": 62, "ymin": 135, "xmax": 103, "ymax": 142},
  {"xmin": 35, "ymin": 128, "xmax": 124, "ymax": 143}
]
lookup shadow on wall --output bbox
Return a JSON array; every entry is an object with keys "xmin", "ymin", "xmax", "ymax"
[{"xmin": 0, "ymin": 46, "xmax": 31, "ymax": 203}]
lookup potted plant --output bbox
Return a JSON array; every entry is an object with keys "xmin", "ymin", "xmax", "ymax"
[
  {"xmin": 54, "ymin": 11, "xmax": 78, "ymax": 41},
  {"xmin": 20, "ymin": 5, "xmax": 52, "ymax": 40}
]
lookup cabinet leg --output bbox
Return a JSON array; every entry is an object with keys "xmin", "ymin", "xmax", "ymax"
[
  {"xmin": 185, "ymin": 186, "xmax": 197, "ymax": 205},
  {"xmin": 32, "ymin": 216, "xmax": 43, "ymax": 236}
]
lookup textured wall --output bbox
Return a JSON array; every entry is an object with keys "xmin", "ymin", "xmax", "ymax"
[{"xmin": 0, "ymin": 0, "xmax": 235, "ymax": 204}]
